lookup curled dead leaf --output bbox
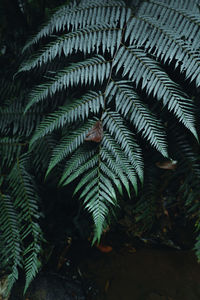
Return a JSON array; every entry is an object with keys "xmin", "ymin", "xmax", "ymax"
[
  {"xmin": 156, "ymin": 160, "xmax": 177, "ymax": 170},
  {"xmin": 85, "ymin": 121, "xmax": 103, "ymax": 143}
]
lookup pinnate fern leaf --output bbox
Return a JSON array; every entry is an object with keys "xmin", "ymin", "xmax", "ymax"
[
  {"xmin": 46, "ymin": 119, "xmax": 96, "ymax": 177},
  {"xmin": 16, "ymin": 0, "xmax": 200, "ymax": 263},
  {"xmin": 0, "ymin": 192, "xmax": 22, "ymax": 294},
  {"xmin": 22, "ymin": 0, "xmax": 129, "ymax": 52},
  {"xmin": 114, "ymin": 47, "xmax": 197, "ymax": 138},
  {"xmin": 102, "ymin": 110, "xmax": 144, "ymax": 182},
  {"xmin": 125, "ymin": 17, "xmax": 200, "ymax": 86},
  {"xmin": 25, "ymin": 56, "xmax": 110, "ymax": 111},
  {"xmin": 20, "ymin": 24, "xmax": 122, "ymax": 72},
  {"xmin": 59, "ymin": 147, "xmax": 96, "ymax": 186},
  {"xmin": 106, "ymin": 80, "xmax": 168, "ymax": 156},
  {"xmin": 0, "ymin": 138, "xmax": 25, "ymax": 168},
  {"xmin": 8, "ymin": 155, "xmax": 43, "ymax": 291},
  {"xmin": 139, "ymin": 0, "xmax": 200, "ymax": 49},
  {"xmin": 30, "ymin": 91, "xmax": 104, "ymax": 146}
]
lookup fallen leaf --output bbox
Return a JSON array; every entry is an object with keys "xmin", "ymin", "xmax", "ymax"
[
  {"xmin": 95, "ymin": 243, "xmax": 113, "ymax": 253},
  {"xmin": 156, "ymin": 160, "xmax": 177, "ymax": 170},
  {"xmin": 85, "ymin": 121, "xmax": 103, "ymax": 142}
]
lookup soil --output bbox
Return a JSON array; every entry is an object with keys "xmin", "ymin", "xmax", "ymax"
[
  {"xmin": 9, "ymin": 235, "xmax": 200, "ymax": 300},
  {"xmin": 80, "ymin": 246, "xmax": 200, "ymax": 300}
]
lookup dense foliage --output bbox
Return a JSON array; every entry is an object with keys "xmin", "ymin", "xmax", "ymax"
[{"xmin": 0, "ymin": 0, "xmax": 200, "ymax": 295}]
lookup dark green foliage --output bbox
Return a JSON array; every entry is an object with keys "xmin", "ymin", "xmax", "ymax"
[
  {"xmin": 0, "ymin": 156, "xmax": 43, "ymax": 295},
  {"xmin": 1, "ymin": 0, "xmax": 200, "ymax": 294}
]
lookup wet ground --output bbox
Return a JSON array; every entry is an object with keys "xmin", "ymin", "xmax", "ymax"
[
  {"xmin": 9, "ymin": 238, "xmax": 200, "ymax": 300},
  {"xmin": 80, "ymin": 247, "xmax": 200, "ymax": 300}
]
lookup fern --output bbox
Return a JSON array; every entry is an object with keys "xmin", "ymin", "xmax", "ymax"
[
  {"xmin": 0, "ymin": 192, "xmax": 22, "ymax": 294},
  {"xmin": 8, "ymin": 155, "xmax": 43, "ymax": 292},
  {"xmin": 0, "ymin": 138, "xmax": 25, "ymax": 168},
  {"xmin": 125, "ymin": 16, "xmax": 200, "ymax": 85},
  {"xmin": 0, "ymin": 102, "xmax": 42, "ymax": 136},
  {"xmin": 22, "ymin": 0, "xmax": 130, "ymax": 52},
  {"xmin": 29, "ymin": 91, "xmax": 104, "ymax": 145},
  {"xmin": 1, "ymin": 1, "xmax": 200, "ymax": 290},
  {"xmin": 106, "ymin": 80, "xmax": 168, "ymax": 156},
  {"xmin": 138, "ymin": 0, "xmax": 200, "ymax": 48},
  {"xmin": 18, "ymin": 0, "xmax": 200, "ymax": 243},
  {"xmin": 46, "ymin": 119, "xmax": 96, "ymax": 176},
  {"xmin": 113, "ymin": 47, "xmax": 197, "ymax": 138},
  {"xmin": 102, "ymin": 110, "xmax": 143, "ymax": 181},
  {"xmin": 25, "ymin": 55, "xmax": 111, "ymax": 111}
]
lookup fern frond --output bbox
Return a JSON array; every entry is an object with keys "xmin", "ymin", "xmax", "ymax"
[
  {"xmin": 102, "ymin": 110, "xmax": 144, "ymax": 182},
  {"xmin": 125, "ymin": 17, "xmax": 200, "ymax": 86},
  {"xmin": 74, "ymin": 160, "xmax": 116, "ymax": 242},
  {"xmin": 114, "ymin": 47, "xmax": 197, "ymax": 138},
  {"xmin": 102, "ymin": 132, "xmax": 138, "ymax": 194},
  {"xmin": 30, "ymin": 135, "xmax": 57, "ymax": 174},
  {"xmin": 194, "ymin": 226, "xmax": 200, "ymax": 262},
  {"xmin": 15, "ymin": 0, "xmax": 200, "ymax": 264},
  {"xmin": 134, "ymin": 164, "xmax": 159, "ymax": 233},
  {"xmin": 59, "ymin": 146, "xmax": 96, "ymax": 186},
  {"xmin": 59, "ymin": 133, "xmax": 138, "ymax": 239},
  {"xmin": 23, "ymin": 229, "xmax": 42, "ymax": 293},
  {"xmin": 0, "ymin": 102, "xmax": 42, "ymax": 136},
  {"xmin": 0, "ymin": 138, "xmax": 25, "ymax": 168},
  {"xmin": 63, "ymin": 154, "xmax": 99, "ymax": 187},
  {"xmin": 23, "ymin": 0, "xmax": 129, "ymax": 52},
  {"xmin": 138, "ymin": 0, "xmax": 200, "ymax": 49},
  {"xmin": 0, "ymin": 192, "xmax": 22, "ymax": 294},
  {"xmin": 106, "ymin": 80, "xmax": 168, "ymax": 157},
  {"xmin": 100, "ymin": 147, "xmax": 130, "ymax": 196},
  {"xmin": 159, "ymin": 0, "xmax": 199, "ymax": 11},
  {"xmin": 8, "ymin": 155, "xmax": 43, "ymax": 290},
  {"xmin": 46, "ymin": 119, "xmax": 96, "ymax": 177},
  {"xmin": 58, "ymin": 146, "xmax": 117, "ymax": 242},
  {"xmin": 30, "ymin": 91, "xmax": 104, "ymax": 146},
  {"xmin": 25, "ymin": 56, "xmax": 110, "ymax": 111},
  {"xmin": 21, "ymin": 24, "xmax": 122, "ymax": 71}
]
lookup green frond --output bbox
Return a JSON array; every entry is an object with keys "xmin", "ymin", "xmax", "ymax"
[
  {"xmin": 138, "ymin": 0, "xmax": 200, "ymax": 49},
  {"xmin": 100, "ymin": 147, "xmax": 130, "ymax": 197},
  {"xmin": 59, "ymin": 144, "xmax": 118, "ymax": 242},
  {"xmin": 106, "ymin": 80, "xmax": 168, "ymax": 157},
  {"xmin": 168, "ymin": 123, "xmax": 200, "ymax": 180},
  {"xmin": 30, "ymin": 135, "xmax": 57, "ymax": 174},
  {"xmin": 58, "ymin": 131, "xmax": 138, "ymax": 240},
  {"xmin": 102, "ymin": 132, "xmax": 138, "ymax": 194},
  {"xmin": 134, "ymin": 164, "xmax": 159, "ymax": 232},
  {"xmin": 59, "ymin": 147, "xmax": 96, "ymax": 186},
  {"xmin": 0, "ymin": 192, "xmax": 22, "ymax": 294},
  {"xmin": 23, "ymin": 0, "xmax": 128, "ymax": 52},
  {"xmin": 102, "ymin": 110, "xmax": 144, "ymax": 182},
  {"xmin": 25, "ymin": 56, "xmax": 110, "ymax": 111},
  {"xmin": 195, "ymin": 228, "xmax": 200, "ymax": 262},
  {"xmin": 161, "ymin": 0, "xmax": 199, "ymax": 11},
  {"xmin": 10, "ymin": 0, "xmax": 200, "ymax": 267},
  {"xmin": 0, "ymin": 137, "xmax": 25, "ymax": 168},
  {"xmin": 77, "ymin": 164, "xmax": 116, "ymax": 242},
  {"xmin": 23, "ymin": 231, "xmax": 42, "ymax": 293},
  {"xmin": 61, "ymin": 152, "xmax": 99, "ymax": 187},
  {"xmin": 8, "ymin": 155, "xmax": 43, "ymax": 290},
  {"xmin": 0, "ymin": 102, "xmax": 42, "ymax": 136},
  {"xmin": 169, "ymin": 125, "xmax": 200, "ymax": 208},
  {"xmin": 30, "ymin": 91, "xmax": 104, "ymax": 146},
  {"xmin": 46, "ymin": 119, "xmax": 96, "ymax": 177},
  {"xmin": 21, "ymin": 24, "xmax": 122, "ymax": 71},
  {"xmin": 125, "ymin": 17, "xmax": 200, "ymax": 86},
  {"xmin": 114, "ymin": 47, "xmax": 197, "ymax": 138}
]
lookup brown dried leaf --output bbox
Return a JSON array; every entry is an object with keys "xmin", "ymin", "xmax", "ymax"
[
  {"xmin": 85, "ymin": 121, "xmax": 103, "ymax": 143},
  {"xmin": 156, "ymin": 160, "xmax": 177, "ymax": 170}
]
